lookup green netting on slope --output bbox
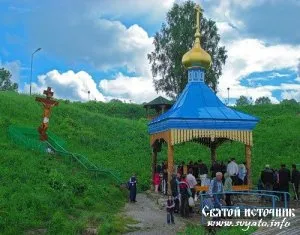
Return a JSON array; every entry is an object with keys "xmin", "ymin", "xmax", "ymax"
[
  {"xmin": 8, "ymin": 125, "xmax": 123, "ymax": 184},
  {"xmin": 8, "ymin": 125, "xmax": 65, "ymax": 153}
]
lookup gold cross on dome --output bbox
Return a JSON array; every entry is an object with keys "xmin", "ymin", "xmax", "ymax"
[{"xmin": 194, "ymin": 4, "xmax": 203, "ymax": 33}]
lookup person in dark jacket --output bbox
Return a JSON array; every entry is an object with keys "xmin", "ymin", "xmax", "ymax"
[
  {"xmin": 162, "ymin": 169, "xmax": 168, "ymax": 195},
  {"xmin": 291, "ymin": 164, "xmax": 299, "ymax": 200},
  {"xmin": 261, "ymin": 165, "xmax": 274, "ymax": 191},
  {"xmin": 179, "ymin": 175, "xmax": 191, "ymax": 218},
  {"xmin": 128, "ymin": 173, "xmax": 137, "ymax": 202},
  {"xmin": 166, "ymin": 195, "xmax": 175, "ymax": 224},
  {"xmin": 220, "ymin": 161, "xmax": 227, "ymax": 176},
  {"xmin": 260, "ymin": 165, "xmax": 274, "ymax": 201},
  {"xmin": 278, "ymin": 164, "xmax": 291, "ymax": 201},
  {"xmin": 156, "ymin": 164, "xmax": 162, "ymax": 174},
  {"xmin": 210, "ymin": 161, "xmax": 218, "ymax": 178},
  {"xmin": 170, "ymin": 174, "xmax": 179, "ymax": 213},
  {"xmin": 177, "ymin": 161, "xmax": 184, "ymax": 175},
  {"xmin": 243, "ymin": 162, "xmax": 248, "ymax": 185},
  {"xmin": 198, "ymin": 160, "xmax": 208, "ymax": 174},
  {"xmin": 193, "ymin": 162, "xmax": 199, "ymax": 178},
  {"xmin": 161, "ymin": 161, "xmax": 167, "ymax": 172},
  {"xmin": 272, "ymin": 169, "xmax": 280, "ymax": 194}
]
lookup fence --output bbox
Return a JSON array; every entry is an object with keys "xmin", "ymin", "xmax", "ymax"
[
  {"xmin": 199, "ymin": 191, "xmax": 282, "ymax": 225},
  {"xmin": 8, "ymin": 125, "xmax": 124, "ymax": 185}
]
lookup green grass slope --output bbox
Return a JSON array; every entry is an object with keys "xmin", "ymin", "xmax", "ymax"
[
  {"xmin": 0, "ymin": 92, "xmax": 149, "ymax": 234},
  {"xmin": 0, "ymin": 91, "xmax": 300, "ymax": 234}
]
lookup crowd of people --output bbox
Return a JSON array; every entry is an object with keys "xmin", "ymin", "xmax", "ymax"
[
  {"xmin": 151, "ymin": 159, "xmax": 300, "ymax": 222},
  {"xmin": 259, "ymin": 164, "xmax": 299, "ymax": 200},
  {"xmin": 153, "ymin": 158, "xmax": 248, "ymax": 195},
  {"xmin": 152, "ymin": 158, "xmax": 249, "ymax": 219},
  {"xmin": 130, "ymin": 161, "xmax": 299, "ymax": 224}
]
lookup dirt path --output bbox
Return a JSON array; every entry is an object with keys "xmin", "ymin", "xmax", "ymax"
[{"xmin": 123, "ymin": 193, "xmax": 187, "ymax": 235}]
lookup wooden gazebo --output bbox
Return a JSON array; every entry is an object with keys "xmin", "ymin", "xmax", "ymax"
[
  {"xmin": 147, "ymin": 5, "xmax": 259, "ymax": 191},
  {"xmin": 144, "ymin": 96, "xmax": 173, "ymax": 120}
]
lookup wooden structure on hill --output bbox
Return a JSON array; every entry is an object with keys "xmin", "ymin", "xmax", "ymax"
[
  {"xmin": 147, "ymin": 5, "xmax": 259, "ymax": 190},
  {"xmin": 143, "ymin": 96, "xmax": 173, "ymax": 120}
]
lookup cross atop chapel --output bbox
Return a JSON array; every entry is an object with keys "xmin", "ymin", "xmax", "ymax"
[{"xmin": 195, "ymin": 5, "xmax": 203, "ymax": 31}]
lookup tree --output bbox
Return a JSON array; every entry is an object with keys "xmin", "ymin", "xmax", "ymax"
[
  {"xmin": 110, "ymin": 99, "xmax": 123, "ymax": 103},
  {"xmin": 255, "ymin": 96, "xmax": 271, "ymax": 105},
  {"xmin": 147, "ymin": 1, "xmax": 227, "ymax": 99},
  {"xmin": 236, "ymin": 96, "xmax": 250, "ymax": 106},
  {"xmin": 280, "ymin": 99, "xmax": 298, "ymax": 105},
  {"xmin": 0, "ymin": 68, "xmax": 18, "ymax": 91}
]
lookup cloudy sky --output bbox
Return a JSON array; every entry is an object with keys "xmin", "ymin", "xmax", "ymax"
[{"xmin": 1, "ymin": 0, "xmax": 300, "ymax": 104}]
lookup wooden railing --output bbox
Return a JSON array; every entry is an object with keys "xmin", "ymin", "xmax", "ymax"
[{"xmin": 195, "ymin": 184, "xmax": 250, "ymax": 192}]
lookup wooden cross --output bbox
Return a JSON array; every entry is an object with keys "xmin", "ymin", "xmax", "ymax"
[
  {"xmin": 43, "ymin": 87, "xmax": 54, "ymax": 98},
  {"xmin": 35, "ymin": 87, "xmax": 59, "ymax": 141},
  {"xmin": 36, "ymin": 87, "xmax": 58, "ymax": 106}
]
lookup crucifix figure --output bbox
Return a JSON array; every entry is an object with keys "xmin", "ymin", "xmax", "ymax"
[{"xmin": 35, "ymin": 87, "xmax": 59, "ymax": 141}]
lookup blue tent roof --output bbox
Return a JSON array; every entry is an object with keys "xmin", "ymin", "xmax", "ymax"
[{"xmin": 148, "ymin": 69, "xmax": 259, "ymax": 134}]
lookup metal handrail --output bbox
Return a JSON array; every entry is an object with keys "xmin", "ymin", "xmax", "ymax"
[
  {"xmin": 47, "ymin": 136, "xmax": 123, "ymax": 184},
  {"xmin": 246, "ymin": 190, "xmax": 291, "ymax": 209},
  {"xmin": 199, "ymin": 191, "xmax": 280, "ymax": 225}
]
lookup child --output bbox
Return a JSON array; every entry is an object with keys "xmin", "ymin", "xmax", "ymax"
[{"xmin": 166, "ymin": 195, "xmax": 175, "ymax": 224}]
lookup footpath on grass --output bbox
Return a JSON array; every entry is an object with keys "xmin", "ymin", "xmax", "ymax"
[
  {"xmin": 122, "ymin": 193, "xmax": 188, "ymax": 235},
  {"xmin": 121, "ymin": 193, "xmax": 300, "ymax": 235}
]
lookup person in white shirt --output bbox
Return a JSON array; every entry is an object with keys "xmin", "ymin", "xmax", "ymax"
[
  {"xmin": 227, "ymin": 158, "xmax": 239, "ymax": 185},
  {"xmin": 186, "ymin": 168, "xmax": 197, "ymax": 213},
  {"xmin": 186, "ymin": 168, "xmax": 197, "ymax": 197}
]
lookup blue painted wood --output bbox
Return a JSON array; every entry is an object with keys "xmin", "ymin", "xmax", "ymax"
[{"xmin": 148, "ymin": 68, "xmax": 259, "ymax": 134}]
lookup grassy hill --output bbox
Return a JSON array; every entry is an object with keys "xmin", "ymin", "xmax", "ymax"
[{"xmin": 0, "ymin": 91, "xmax": 300, "ymax": 234}]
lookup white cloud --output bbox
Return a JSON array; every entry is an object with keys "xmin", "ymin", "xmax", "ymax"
[
  {"xmin": 26, "ymin": 2, "xmax": 154, "ymax": 76},
  {"xmin": 205, "ymin": 0, "xmax": 300, "ymax": 104},
  {"xmin": 24, "ymin": 70, "xmax": 105, "ymax": 102},
  {"xmin": 24, "ymin": 5, "xmax": 160, "ymax": 103},
  {"xmin": 18, "ymin": 0, "xmax": 167, "ymax": 103},
  {"xmin": 246, "ymin": 72, "xmax": 291, "ymax": 83},
  {"xmin": 25, "ymin": 69, "xmax": 160, "ymax": 104},
  {"xmin": 296, "ymin": 59, "xmax": 300, "ymax": 82},
  {"xmin": 87, "ymin": 0, "xmax": 175, "ymax": 23},
  {"xmin": 281, "ymin": 90, "xmax": 300, "ymax": 101},
  {"xmin": 217, "ymin": 38, "xmax": 300, "ymax": 103},
  {"xmin": 215, "ymin": 22, "xmax": 235, "ymax": 34},
  {"xmin": 205, "ymin": 0, "xmax": 259, "ymax": 30},
  {"xmin": 99, "ymin": 73, "xmax": 161, "ymax": 103},
  {"xmin": 7, "ymin": 0, "xmax": 300, "ymax": 104}
]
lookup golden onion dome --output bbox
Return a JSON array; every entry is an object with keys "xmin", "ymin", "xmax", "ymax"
[{"xmin": 182, "ymin": 5, "xmax": 212, "ymax": 70}]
